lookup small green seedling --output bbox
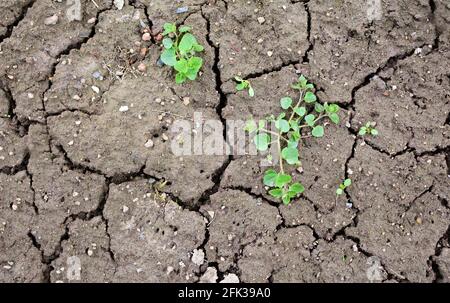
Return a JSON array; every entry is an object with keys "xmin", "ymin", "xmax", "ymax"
[
  {"xmin": 359, "ymin": 122, "xmax": 378, "ymax": 137},
  {"xmin": 234, "ymin": 76, "xmax": 255, "ymax": 97},
  {"xmin": 160, "ymin": 23, "xmax": 204, "ymax": 84},
  {"xmin": 336, "ymin": 178, "xmax": 352, "ymax": 196},
  {"xmin": 245, "ymin": 75, "xmax": 342, "ymax": 205}
]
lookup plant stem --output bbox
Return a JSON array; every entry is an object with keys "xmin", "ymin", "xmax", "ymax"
[
  {"xmin": 259, "ymin": 129, "xmax": 290, "ymax": 143},
  {"xmin": 277, "ymin": 133, "xmax": 284, "ymax": 174},
  {"xmin": 288, "ymin": 90, "xmax": 304, "ymax": 122}
]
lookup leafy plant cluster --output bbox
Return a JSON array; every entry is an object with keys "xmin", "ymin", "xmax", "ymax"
[
  {"xmin": 245, "ymin": 75, "xmax": 342, "ymax": 205},
  {"xmin": 359, "ymin": 122, "xmax": 378, "ymax": 137},
  {"xmin": 160, "ymin": 23, "xmax": 204, "ymax": 84},
  {"xmin": 234, "ymin": 76, "xmax": 255, "ymax": 97}
]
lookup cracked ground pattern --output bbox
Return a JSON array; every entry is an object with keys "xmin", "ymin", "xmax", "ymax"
[{"xmin": 0, "ymin": 0, "xmax": 449, "ymax": 283}]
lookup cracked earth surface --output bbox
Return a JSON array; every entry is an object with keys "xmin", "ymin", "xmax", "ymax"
[{"xmin": 0, "ymin": 0, "xmax": 449, "ymax": 283}]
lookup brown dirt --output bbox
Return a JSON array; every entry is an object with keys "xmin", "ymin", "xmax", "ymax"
[{"xmin": 0, "ymin": 0, "xmax": 449, "ymax": 283}]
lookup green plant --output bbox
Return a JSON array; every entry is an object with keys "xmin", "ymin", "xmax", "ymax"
[
  {"xmin": 234, "ymin": 76, "xmax": 255, "ymax": 97},
  {"xmin": 358, "ymin": 122, "xmax": 378, "ymax": 136},
  {"xmin": 336, "ymin": 178, "xmax": 352, "ymax": 196},
  {"xmin": 160, "ymin": 23, "xmax": 204, "ymax": 84},
  {"xmin": 245, "ymin": 75, "xmax": 341, "ymax": 205}
]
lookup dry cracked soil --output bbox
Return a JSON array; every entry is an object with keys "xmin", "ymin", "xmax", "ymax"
[{"xmin": 0, "ymin": 0, "xmax": 449, "ymax": 283}]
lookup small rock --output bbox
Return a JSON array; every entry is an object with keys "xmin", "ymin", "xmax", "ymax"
[
  {"xmin": 137, "ymin": 62, "xmax": 147, "ymax": 72},
  {"xmin": 144, "ymin": 139, "xmax": 154, "ymax": 148},
  {"xmin": 199, "ymin": 267, "xmax": 218, "ymax": 283},
  {"xmin": 27, "ymin": 93, "xmax": 34, "ymax": 99},
  {"xmin": 176, "ymin": 7, "xmax": 189, "ymax": 14},
  {"xmin": 114, "ymin": 0, "xmax": 124, "ymax": 10},
  {"xmin": 44, "ymin": 15, "xmax": 59, "ymax": 25},
  {"xmin": 142, "ymin": 33, "xmax": 151, "ymax": 41},
  {"xmin": 119, "ymin": 105, "xmax": 129, "ymax": 112},
  {"xmin": 122, "ymin": 205, "xmax": 129, "ymax": 213},
  {"xmin": 220, "ymin": 273, "xmax": 239, "ymax": 283},
  {"xmin": 183, "ymin": 97, "xmax": 190, "ymax": 106},
  {"xmin": 92, "ymin": 71, "xmax": 103, "ymax": 80},
  {"xmin": 162, "ymin": 133, "xmax": 169, "ymax": 141},
  {"xmin": 257, "ymin": 17, "xmax": 266, "ymax": 24},
  {"xmin": 87, "ymin": 17, "xmax": 96, "ymax": 24},
  {"xmin": 267, "ymin": 51, "xmax": 273, "ymax": 57},
  {"xmin": 91, "ymin": 86, "xmax": 100, "ymax": 94},
  {"xmin": 416, "ymin": 217, "xmax": 423, "ymax": 225},
  {"xmin": 191, "ymin": 249, "xmax": 205, "ymax": 266},
  {"xmin": 140, "ymin": 47, "xmax": 148, "ymax": 56}
]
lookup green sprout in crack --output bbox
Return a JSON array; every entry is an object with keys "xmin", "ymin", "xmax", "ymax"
[
  {"xmin": 234, "ymin": 76, "xmax": 255, "ymax": 97},
  {"xmin": 336, "ymin": 178, "xmax": 352, "ymax": 196},
  {"xmin": 160, "ymin": 23, "xmax": 204, "ymax": 84},
  {"xmin": 358, "ymin": 122, "xmax": 378, "ymax": 137},
  {"xmin": 245, "ymin": 75, "xmax": 342, "ymax": 205}
]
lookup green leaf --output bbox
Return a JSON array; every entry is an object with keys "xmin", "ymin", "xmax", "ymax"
[
  {"xmin": 312, "ymin": 125, "xmax": 324, "ymax": 138},
  {"xmin": 298, "ymin": 75, "xmax": 307, "ymax": 87},
  {"xmin": 329, "ymin": 113, "xmax": 340, "ymax": 124},
  {"xmin": 275, "ymin": 119, "xmax": 290, "ymax": 133},
  {"xmin": 269, "ymin": 188, "xmax": 283, "ymax": 198},
  {"xmin": 175, "ymin": 72, "xmax": 186, "ymax": 84},
  {"xmin": 287, "ymin": 139, "xmax": 298, "ymax": 149},
  {"xmin": 275, "ymin": 174, "xmax": 292, "ymax": 188},
  {"xmin": 358, "ymin": 127, "xmax": 367, "ymax": 136},
  {"xmin": 263, "ymin": 169, "xmax": 277, "ymax": 187},
  {"xmin": 179, "ymin": 25, "xmax": 191, "ymax": 33},
  {"xmin": 174, "ymin": 59, "xmax": 188, "ymax": 74},
  {"xmin": 326, "ymin": 104, "xmax": 340, "ymax": 114},
  {"xmin": 179, "ymin": 33, "xmax": 197, "ymax": 54},
  {"xmin": 188, "ymin": 56, "xmax": 203, "ymax": 72},
  {"xmin": 185, "ymin": 68, "xmax": 198, "ymax": 80},
  {"xmin": 336, "ymin": 188, "xmax": 344, "ymax": 195},
  {"xmin": 294, "ymin": 107, "xmax": 306, "ymax": 117},
  {"xmin": 289, "ymin": 120, "xmax": 299, "ymax": 132},
  {"xmin": 344, "ymin": 179, "xmax": 352, "ymax": 187},
  {"xmin": 160, "ymin": 48, "xmax": 177, "ymax": 66},
  {"xmin": 254, "ymin": 133, "xmax": 270, "ymax": 151},
  {"xmin": 258, "ymin": 120, "xmax": 266, "ymax": 129},
  {"xmin": 304, "ymin": 91, "xmax": 317, "ymax": 103},
  {"xmin": 244, "ymin": 120, "xmax": 257, "ymax": 133},
  {"xmin": 289, "ymin": 183, "xmax": 305, "ymax": 195},
  {"xmin": 280, "ymin": 97, "xmax": 293, "ymax": 110},
  {"xmin": 282, "ymin": 147, "xmax": 299, "ymax": 165},
  {"xmin": 193, "ymin": 44, "xmax": 204, "ymax": 52},
  {"xmin": 315, "ymin": 103, "xmax": 324, "ymax": 113},
  {"xmin": 236, "ymin": 82, "xmax": 246, "ymax": 91},
  {"xmin": 305, "ymin": 114, "xmax": 315, "ymax": 127},
  {"xmin": 371, "ymin": 129, "xmax": 379, "ymax": 136},
  {"xmin": 282, "ymin": 195, "xmax": 291, "ymax": 205},
  {"xmin": 163, "ymin": 23, "xmax": 176, "ymax": 35},
  {"xmin": 305, "ymin": 83, "xmax": 314, "ymax": 90},
  {"xmin": 162, "ymin": 38, "xmax": 173, "ymax": 49},
  {"xmin": 248, "ymin": 86, "xmax": 255, "ymax": 97}
]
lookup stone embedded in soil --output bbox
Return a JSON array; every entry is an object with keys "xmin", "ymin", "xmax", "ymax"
[
  {"xmin": 103, "ymin": 180, "xmax": 206, "ymax": 282},
  {"xmin": 220, "ymin": 273, "xmax": 240, "ymax": 283},
  {"xmin": 203, "ymin": 0, "xmax": 309, "ymax": 81},
  {"xmin": 201, "ymin": 190, "xmax": 281, "ymax": 272}
]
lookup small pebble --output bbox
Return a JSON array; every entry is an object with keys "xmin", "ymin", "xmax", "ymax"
[
  {"xmin": 44, "ymin": 15, "xmax": 58, "ymax": 25},
  {"xmin": 119, "ymin": 105, "xmax": 129, "ymax": 112},
  {"xmin": 176, "ymin": 7, "xmax": 189, "ymax": 14},
  {"xmin": 183, "ymin": 97, "xmax": 190, "ymax": 106},
  {"xmin": 267, "ymin": 51, "xmax": 273, "ymax": 57},
  {"xmin": 137, "ymin": 62, "xmax": 147, "ymax": 72},
  {"xmin": 257, "ymin": 17, "xmax": 266, "ymax": 24},
  {"xmin": 142, "ymin": 33, "xmax": 151, "ymax": 41},
  {"xmin": 144, "ymin": 139, "xmax": 154, "ymax": 148},
  {"xmin": 91, "ymin": 86, "xmax": 100, "ymax": 94}
]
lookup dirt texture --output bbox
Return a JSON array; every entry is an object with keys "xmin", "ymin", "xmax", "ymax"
[{"xmin": 0, "ymin": 0, "xmax": 449, "ymax": 283}]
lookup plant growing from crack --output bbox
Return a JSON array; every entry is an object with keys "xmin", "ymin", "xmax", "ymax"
[
  {"xmin": 336, "ymin": 178, "xmax": 352, "ymax": 196},
  {"xmin": 245, "ymin": 75, "xmax": 341, "ymax": 205},
  {"xmin": 234, "ymin": 76, "xmax": 255, "ymax": 97},
  {"xmin": 160, "ymin": 23, "xmax": 204, "ymax": 84},
  {"xmin": 359, "ymin": 122, "xmax": 378, "ymax": 137}
]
